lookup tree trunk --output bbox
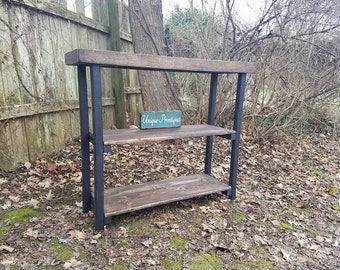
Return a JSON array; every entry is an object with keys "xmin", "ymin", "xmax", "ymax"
[{"xmin": 128, "ymin": 0, "xmax": 183, "ymax": 112}]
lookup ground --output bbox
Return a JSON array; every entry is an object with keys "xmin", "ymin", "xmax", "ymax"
[{"xmin": 0, "ymin": 132, "xmax": 339, "ymax": 269}]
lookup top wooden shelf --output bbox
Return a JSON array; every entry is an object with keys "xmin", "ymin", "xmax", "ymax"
[
  {"xmin": 65, "ymin": 49, "xmax": 256, "ymax": 74},
  {"xmin": 98, "ymin": 124, "xmax": 235, "ymax": 145}
]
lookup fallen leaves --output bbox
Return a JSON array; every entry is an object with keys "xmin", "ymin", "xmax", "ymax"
[{"xmin": 0, "ymin": 135, "xmax": 339, "ymax": 269}]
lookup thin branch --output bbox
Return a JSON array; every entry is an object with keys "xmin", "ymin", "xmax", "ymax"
[{"xmin": 291, "ymin": 36, "xmax": 340, "ymax": 60}]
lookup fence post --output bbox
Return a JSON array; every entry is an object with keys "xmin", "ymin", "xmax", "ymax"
[
  {"xmin": 75, "ymin": 0, "xmax": 85, "ymax": 15},
  {"xmin": 108, "ymin": 0, "xmax": 126, "ymax": 128}
]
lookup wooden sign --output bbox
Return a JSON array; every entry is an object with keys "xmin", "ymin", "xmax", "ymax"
[{"xmin": 140, "ymin": 111, "xmax": 182, "ymax": 129}]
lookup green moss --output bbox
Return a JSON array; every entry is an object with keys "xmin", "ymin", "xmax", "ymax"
[
  {"xmin": 169, "ymin": 236, "xmax": 186, "ymax": 252},
  {"xmin": 0, "ymin": 208, "xmax": 40, "ymax": 243},
  {"xmin": 3, "ymin": 266, "xmax": 20, "ymax": 270},
  {"xmin": 0, "ymin": 224, "xmax": 11, "ymax": 244},
  {"xmin": 112, "ymin": 261, "xmax": 128, "ymax": 270},
  {"xmin": 128, "ymin": 218, "xmax": 157, "ymax": 234},
  {"xmin": 289, "ymin": 205, "xmax": 312, "ymax": 214},
  {"xmin": 256, "ymin": 246, "xmax": 272, "ymax": 259},
  {"xmin": 231, "ymin": 260, "xmax": 279, "ymax": 270},
  {"xmin": 193, "ymin": 212, "xmax": 203, "ymax": 225},
  {"xmin": 309, "ymin": 166, "xmax": 329, "ymax": 180},
  {"xmin": 41, "ymin": 266, "xmax": 61, "ymax": 270},
  {"xmin": 119, "ymin": 238, "xmax": 129, "ymax": 244},
  {"xmin": 78, "ymin": 253, "xmax": 89, "ymax": 261},
  {"xmin": 188, "ymin": 253, "xmax": 223, "ymax": 270},
  {"xmin": 280, "ymin": 222, "xmax": 290, "ymax": 229},
  {"xmin": 330, "ymin": 187, "xmax": 340, "ymax": 194},
  {"xmin": 161, "ymin": 259, "xmax": 183, "ymax": 270},
  {"xmin": 230, "ymin": 211, "xmax": 246, "ymax": 222},
  {"xmin": 49, "ymin": 237, "xmax": 74, "ymax": 262},
  {"xmin": 230, "ymin": 246, "xmax": 279, "ymax": 270},
  {"xmin": 2, "ymin": 208, "xmax": 41, "ymax": 225},
  {"xmin": 257, "ymin": 220, "xmax": 269, "ymax": 228}
]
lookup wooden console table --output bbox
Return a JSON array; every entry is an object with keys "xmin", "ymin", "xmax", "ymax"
[{"xmin": 65, "ymin": 49, "xmax": 256, "ymax": 230}]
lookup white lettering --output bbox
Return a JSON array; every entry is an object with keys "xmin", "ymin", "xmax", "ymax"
[
  {"xmin": 161, "ymin": 114, "xmax": 181, "ymax": 125},
  {"xmin": 142, "ymin": 114, "xmax": 158, "ymax": 126}
]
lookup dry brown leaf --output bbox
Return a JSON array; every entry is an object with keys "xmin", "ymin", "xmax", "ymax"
[
  {"xmin": 24, "ymin": 162, "xmax": 31, "ymax": 170},
  {"xmin": 47, "ymin": 161, "xmax": 57, "ymax": 172},
  {"xmin": 25, "ymin": 198, "xmax": 40, "ymax": 207},
  {"xmin": 141, "ymin": 238, "xmax": 153, "ymax": 247},
  {"xmin": 9, "ymin": 196, "xmax": 20, "ymax": 203},
  {"xmin": 64, "ymin": 258, "xmax": 81, "ymax": 269},
  {"xmin": 114, "ymin": 227, "xmax": 128, "ymax": 238},
  {"xmin": 280, "ymin": 248, "xmax": 292, "ymax": 261},
  {"xmin": 0, "ymin": 245, "xmax": 15, "ymax": 253},
  {"xmin": 155, "ymin": 221, "xmax": 167, "ymax": 228},
  {"xmin": 0, "ymin": 177, "xmax": 7, "ymax": 185},
  {"xmin": 68, "ymin": 230, "xmax": 86, "ymax": 240}
]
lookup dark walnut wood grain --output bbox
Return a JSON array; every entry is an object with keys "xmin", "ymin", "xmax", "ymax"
[
  {"xmin": 100, "ymin": 125, "xmax": 235, "ymax": 145},
  {"xmin": 65, "ymin": 49, "xmax": 256, "ymax": 74},
  {"xmin": 103, "ymin": 174, "xmax": 231, "ymax": 217}
]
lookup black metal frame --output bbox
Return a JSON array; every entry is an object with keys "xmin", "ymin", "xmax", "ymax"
[{"xmin": 76, "ymin": 64, "xmax": 247, "ymax": 230}]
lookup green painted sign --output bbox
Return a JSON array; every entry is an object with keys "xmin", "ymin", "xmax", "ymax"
[{"xmin": 140, "ymin": 111, "xmax": 182, "ymax": 129}]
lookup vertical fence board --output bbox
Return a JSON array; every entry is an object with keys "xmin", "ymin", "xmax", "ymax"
[
  {"xmin": 92, "ymin": 0, "xmax": 109, "ymax": 26},
  {"xmin": 0, "ymin": 121, "xmax": 29, "ymax": 169},
  {"xmin": 109, "ymin": 0, "xmax": 126, "ymax": 128},
  {"xmin": 64, "ymin": 21, "xmax": 80, "ymax": 101},
  {"xmin": 0, "ymin": 5, "xmax": 10, "ymax": 107},
  {"xmin": 49, "ymin": 17, "xmax": 70, "ymax": 100},
  {"xmin": 69, "ymin": 109, "xmax": 81, "ymax": 138},
  {"xmin": 103, "ymin": 106, "xmax": 116, "ymax": 129},
  {"xmin": 24, "ymin": 115, "xmax": 47, "ymax": 161},
  {"xmin": 9, "ymin": 6, "xmax": 36, "ymax": 105}
]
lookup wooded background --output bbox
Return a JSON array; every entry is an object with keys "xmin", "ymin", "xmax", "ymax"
[
  {"xmin": 165, "ymin": 0, "xmax": 339, "ymax": 139},
  {"xmin": 1, "ymin": 0, "xmax": 339, "ymax": 171},
  {"xmin": 0, "ymin": 0, "xmax": 143, "ymax": 171}
]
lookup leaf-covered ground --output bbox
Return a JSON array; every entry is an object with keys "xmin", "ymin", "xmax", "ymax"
[{"xmin": 0, "ymin": 133, "xmax": 339, "ymax": 269}]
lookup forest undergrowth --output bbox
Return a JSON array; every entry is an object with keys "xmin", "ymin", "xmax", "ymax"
[{"xmin": 0, "ymin": 130, "xmax": 339, "ymax": 269}]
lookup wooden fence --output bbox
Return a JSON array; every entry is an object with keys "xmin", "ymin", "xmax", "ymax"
[{"xmin": 0, "ymin": 0, "xmax": 142, "ymax": 171}]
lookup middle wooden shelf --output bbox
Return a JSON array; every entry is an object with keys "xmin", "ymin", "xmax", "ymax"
[{"xmin": 89, "ymin": 124, "xmax": 235, "ymax": 146}]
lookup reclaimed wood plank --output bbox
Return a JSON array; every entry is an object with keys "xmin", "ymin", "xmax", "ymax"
[
  {"xmin": 104, "ymin": 174, "xmax": 230, "ymax": 217},
  {"xmin": 65, "ymin": 49, "xmax": 256, "ymax": 74},
  {"xmin": 101, "ymin": 124, "xmax": 235, "ymax": 145}
]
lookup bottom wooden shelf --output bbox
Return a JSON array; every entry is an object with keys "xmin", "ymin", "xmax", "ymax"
[{"xmin": 104, "ymin": 174, "xmax": 231, "ymax": 217}]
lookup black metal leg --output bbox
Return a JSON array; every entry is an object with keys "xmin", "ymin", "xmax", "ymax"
[
  {"xmin": 229, "ymin": 73, "xmax": 246, "ymax": 200},
  {"xmin": 205, "ymin": 73, "xmax": 218, "ymax": 175},
  {"xmin": 78, "ymin": 66, "xmax": 91, "ymax": 213},
  {"xmin": 90, "ymin": 65, "xmax": 105, "ymax": 230}
]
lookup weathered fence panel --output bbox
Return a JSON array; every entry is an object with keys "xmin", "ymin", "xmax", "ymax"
[{"xmin": 0, "ymin": 0, "xmax": 142, "ymax": 171}]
